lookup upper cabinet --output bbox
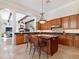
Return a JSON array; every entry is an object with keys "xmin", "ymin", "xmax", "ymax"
[
  {"xmin": 36, "ymin": 14, "xmax": 79, "ymax": 30},
  {"xmin": 62, "ymin": 14, "xmax": 78, "ymax": 29},
  {"xmin": 56, "ymin": 18, "xmax": 62, "ymax": 25},
  {"xmin": 76, "ymin": 14, "xmax": 79, "ymax": 28},
  {"xmin": 36, "ymin": 22, "xmax": 41, "ymax": 30},
  {"xmin": 51, "ymin": 18, "xmax": 62, "ymax": 26},
  {"xmin": 62, "ymin": 16, "xmax": 70, "ymax": 29},
  {"xmin": 69, "ymin": 15, "xmax": 77, "ymax": 29}
]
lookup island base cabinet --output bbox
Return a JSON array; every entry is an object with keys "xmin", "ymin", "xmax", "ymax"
[
  {"xmin": 15, "ymin": 34, "xmax": 24, "ymax": 45},
  {"xmin": 42, "ymin": 37, "xmax": 58, "ymax": 55}
]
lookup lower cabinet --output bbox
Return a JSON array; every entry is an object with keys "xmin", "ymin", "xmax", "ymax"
[
  {"xmin": 65, "ymin": 35, "xmax": 74, "ymax": 46},
  {"xmin": 58, "ymin": 35, "xmax": 67, "ymax": 45},
  {"xmin": 58, "ymin": 35, "xmax": 79, "ymax": 48},
  {"xmin": 15, "ymin": 34, "xmax": 24, "ymax": 45},
  {"xmin": 74, "ymin": 36, "xmax": 79, "ymax": 48}
]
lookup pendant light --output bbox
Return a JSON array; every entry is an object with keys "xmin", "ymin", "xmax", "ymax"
[{"xmin": 39, "ymin": 0, "xmax": 46, "ymax": 24}]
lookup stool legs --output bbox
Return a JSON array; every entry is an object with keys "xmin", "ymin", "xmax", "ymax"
[
  {"xmin": 26, "ymin": 42, "xmax": 28, "ymax": 49},
  {"xmin": 32, "ymin": 46, "xmax": 36, "ymax": 57},
  {"xmin": 29, "ymin": 43, "xmax": 32, "ymax": 55},
  {"xmin": 38, "ymin": 47, "xmax": 41, "ymax": 59},
  {"xmin": 47, "ymin": 46, "xmax": 49, "ymax": 59}
]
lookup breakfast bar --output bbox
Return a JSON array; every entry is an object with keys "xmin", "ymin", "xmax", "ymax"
[{"xmin": 15, "ymin": 32, "xmax": 59, "ymax": 55}]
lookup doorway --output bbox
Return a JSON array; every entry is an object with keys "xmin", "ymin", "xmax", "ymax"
[{"xmin": 0, "ymin": 8, "xmax": 13, "ymax": 45}]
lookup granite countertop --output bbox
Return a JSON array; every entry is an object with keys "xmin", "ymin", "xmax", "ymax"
[
  {"xmin": 15, "ymin": 32, "xmax": 63, "ymax": 35},
  {"xmin": 15, "ymin": 32, "xmax": 79, "ymax": 35}
]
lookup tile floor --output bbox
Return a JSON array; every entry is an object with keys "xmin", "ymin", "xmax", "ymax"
[{"xmin": 0, "ymin": 37, "xmax": 79, "ymax": 59}]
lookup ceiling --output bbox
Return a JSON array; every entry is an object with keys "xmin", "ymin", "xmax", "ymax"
[
  {"xmin": 10, "ymin": 0, "xmax": 75, "ymax": 12},
  {"xmin": 0, "ymin": 0, "xmax": 78, "ymax": 21}
]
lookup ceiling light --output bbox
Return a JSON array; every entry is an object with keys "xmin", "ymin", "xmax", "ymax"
[{"xmin": 39, "ymin": 0, "xmax": 46, "ymax": 24}]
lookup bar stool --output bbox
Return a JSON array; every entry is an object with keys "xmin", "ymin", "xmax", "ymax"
[
  {"xmin": 27, "ymin": 35, "xmax": 37, "ymax": 55},
  {"xmin": 25, "ymin": 34, "xmax": 34, "ymax": 54},
  {"xmin": 25, "ymin": 34, "xmax": 29, "ymax": 49},
  {"xmin": 31, "ymin": 35, "xmax": 49, "ymax": 59}
]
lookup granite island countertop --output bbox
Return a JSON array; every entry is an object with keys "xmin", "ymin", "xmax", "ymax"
[
  {"xmin": 15, "ymin": 32, "xmax": 63, "ymax": 35},
  {"xmin": 14, "ymin": 32, "xmax": 79, "ymax": 36}
]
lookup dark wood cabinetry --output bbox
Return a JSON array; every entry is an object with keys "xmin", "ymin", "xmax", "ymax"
[
  {"xmin": 62, "ymin": 16, "xmax": 70, "ymax": 29},
  {"xmin": 36, "ymin": 14, "xmax": 79, "ymax": 48},
  {"xmin": 36, "ymin": 22, "xmax": 41, "ymax": 30},
  {"xmin": 36, "ymin": 14, "xmax": 79, "ymax": 30},
  {"xmin": 38, "ymin": 18, "xmax": 62, "ymax": 30},
  {"xmin": 59, "ymin": 34, "xmax": 79, "ymax": 48},
  {"xmin": 74, "ymin": 36, "xmax": 79, "ymax": 48},
  {"xmin": 76, "ymin": 14, "xmax": 79, "ymax": 28},
  {"xmin": 15, "ymin": 34, "xmax": 24, "ymax": 45},
  {"xmin": 58, "ymin": 35, "xmax": 67, "ymax": 45},
  {"xmin": 51, "ymin": 18, "xmax": 62, "ymax": 26},
  {"xmin": 58, "ymin": 35, "xmax": 73, "ymax": 46},
  {"xmin": 69, "ymin": 15, "xmax": 77, "ymax": 29},
  {"xmin": 62, "ymin": 14, "xmax": 78, "ymax": 29},
  {"xmin": 65, "ymin": 35, "xmax": 74, "ymax": 46}
]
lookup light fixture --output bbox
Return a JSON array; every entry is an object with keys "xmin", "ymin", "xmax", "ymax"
[{"xmin": 39, "ymin": 0, "xmax": 46, "ymax": 24}]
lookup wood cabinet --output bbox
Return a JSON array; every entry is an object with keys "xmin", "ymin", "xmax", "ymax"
[
  {"xmin": 56, "ymin": 18, "xmax": 62, "ymax": 25},
  {"xmin": 66, "ymin": 35, "xmax": 74, "ymax": 46},
  {"xmin": 59, "ymin": 34, "xmax": 79, "ymax": 48},
  {"xmin": 39, "ymin": 18, "xmax": 62, "ymax": 30},
  {"xmin": 51, "ymin": 19, "xmax": 62, "ymax": 26},
  {"xmin": 51, "ymin": 19, "xmax": 57, "ymax": 26},
  {"xmin": 58, "ymin": 35, "xmax": 72, "ymax": 46},
  {"xmin": 38, "ymin": 36, "xmax": 58, "ymax": 55},
  {"xmin": 74, "ymin": 36, "xmax": 79, "ymax": 48},
  {"xmin": 36, "ymin": 14, "xmax": 79, "ymax": 30},
  {"xmin": 40, "ymin": 22, "xmax": 48, "ymax": 30},
  {"xmin": 58, "ymin": 35, "xmax": 67, "ymax": 45},
  {"xmin": 36, "ymin": 22, "xmax": 41, "ymax": 30},
  {"xmin": 15, "ymin": 34, "xmax": 24, "ymax": 45},
  {"xmin": 62, "ymin": 14, "xmax": 78, "ymax": 29},
  {"xmin": 76, "ymin": 14, "xmax": 79, "ymax": 28},
  {"xmin": 69, "ymin": 15, "xmax": 77, "ymax": 29},
  {"xmin": 62, "ymin": 16, "xmax": 70, "ymax": 29}
]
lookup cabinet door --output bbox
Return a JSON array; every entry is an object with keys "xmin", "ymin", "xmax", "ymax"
[
  {"xmin": 66, "ymin": 35, "xmax": 74, "ymax": 46},
  {"xmin": 58, "ymin": 35, "xmax": 67, "ymax": 45},
  {"xmin": 70, "ymin": 15, "xmax": 77, "ymax": 29},
  {"xmin": 74, "ymin": 36, "xmax": 79, "ymax": 48},
  {"xmin": 16, "ymin": 34, "xmax": 24, "ymax": 45},
  {"xmin": 47, "ymin": 21, "xmax": 52, "ymax": 30},
  {"xmin": 77, "ymin": 14, "xmax": 79, "ymax": 28},
  {"xmin": 56, "ymin": 18, "xmax": 62, "ymax": 25},
  {"xmin": 41, "ymin": 22, "xmax": 47, "ymax": 30},
  {"xmin": 62, "ymin": 16, "xmax": 70, "ymax": 29},
  {"xmin": 36, "ymin": 22, "xmax": 41, "ymax": 30},
  {"xmin": 51, "ymin": 20, "xmax": 57, "ymax": 26}
]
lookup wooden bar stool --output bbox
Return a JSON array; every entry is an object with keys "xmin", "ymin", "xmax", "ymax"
[{"xmin": 31, "ymin": 35, "xmax": 49, "ymax": 59}]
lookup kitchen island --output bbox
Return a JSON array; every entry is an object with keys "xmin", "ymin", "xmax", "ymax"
[{"xmin": 15, "ymin": 32, "xmax": 59, "ymax": 55}]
